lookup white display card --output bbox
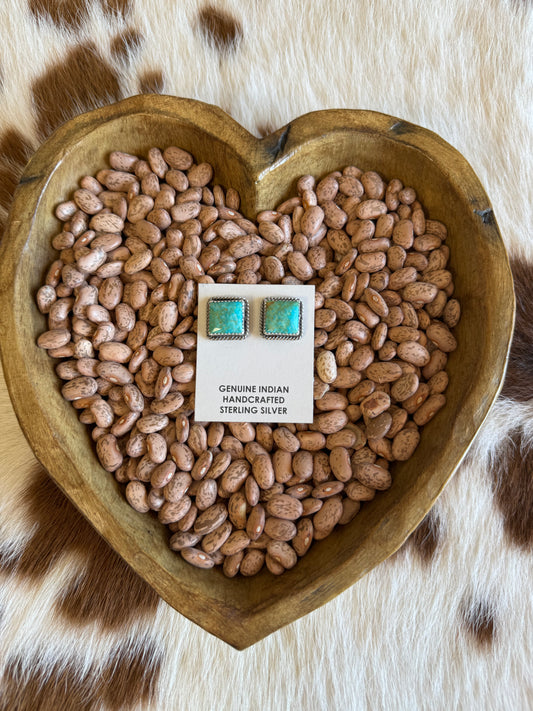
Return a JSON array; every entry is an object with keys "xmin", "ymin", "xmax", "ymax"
[{"xmin": 195, "ymin": 283, "xmax": 315, "ymax": 423}]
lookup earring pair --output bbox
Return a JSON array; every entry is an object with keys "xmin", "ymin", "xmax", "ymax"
[{"xmin": 207, "ymin": 296, "xmax": 302, "ymax": 341}]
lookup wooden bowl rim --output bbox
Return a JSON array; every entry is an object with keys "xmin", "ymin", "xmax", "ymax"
[{"xmin": 0, "ymin": 95, "xmax": 515, "ymax": 648}]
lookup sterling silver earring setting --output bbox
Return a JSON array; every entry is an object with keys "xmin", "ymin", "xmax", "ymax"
[
  {"xmin": 260, "ymin": 297, "xmax": 302, "ymax": 340},
  {"xmin": 206, "ymin": 297, "xmax": 249, "ymax": 340}
]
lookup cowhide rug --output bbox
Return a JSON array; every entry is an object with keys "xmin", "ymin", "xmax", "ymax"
[{"xmin": 0, "ymin": 1, "xmax": 531, "ymax": 709}]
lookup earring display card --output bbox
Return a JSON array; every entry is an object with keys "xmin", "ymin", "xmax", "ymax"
[{"xmin": 195, "ymin": 283, "xmax": 315, "ymax": 423}]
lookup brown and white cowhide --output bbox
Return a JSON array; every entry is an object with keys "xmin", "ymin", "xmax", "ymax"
[{"xmin": 0, "ymin": 1, "xmax": 532, "ymax": 709}]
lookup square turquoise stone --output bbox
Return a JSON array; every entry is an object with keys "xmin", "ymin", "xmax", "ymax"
[
  {"xmin": 262, "ymin": 298, "xmax": 302, "ymax": 339},
  {"xmin": 207, "ymin": 298, "xmax": 248, "ymax": 339}
]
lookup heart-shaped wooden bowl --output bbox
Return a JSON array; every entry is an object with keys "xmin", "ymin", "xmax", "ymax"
[{"xmin": 0, "ymin": 95, "xmax": 514, "ymax": 649}]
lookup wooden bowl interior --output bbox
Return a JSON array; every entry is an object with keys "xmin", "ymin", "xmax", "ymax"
[{"xmin": 1, "ymin": 97, "xmax": 514, "ymax": 648}]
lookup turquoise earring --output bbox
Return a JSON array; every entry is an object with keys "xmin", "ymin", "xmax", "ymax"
[
  {"xmin": 206, "ymin": 297, "xmax": 249, "ymax": 340},
  {"xmin": 261, "ymin": 297, "xmax": 302, "ymax": 340}
]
